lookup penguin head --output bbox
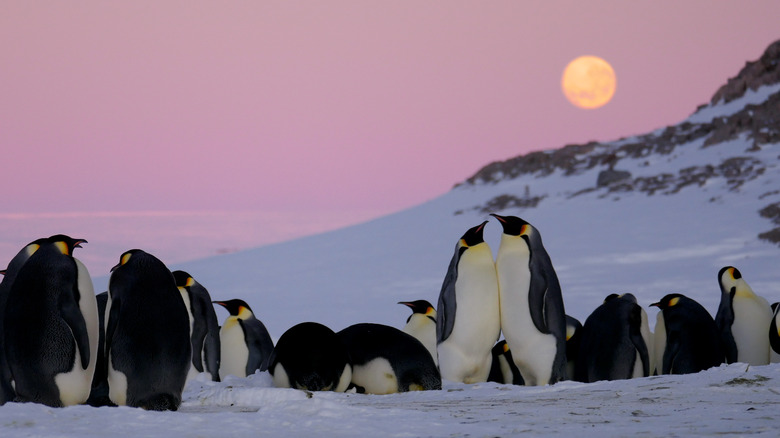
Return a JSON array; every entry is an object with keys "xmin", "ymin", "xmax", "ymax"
[
  {"xmin": 490, "ymin": 214, "xmax": 531, "ymax": 237},
  {"xmin": 458, "ymin": 221, "xmax": 488, "ymax": 248},
  {"xmin": 172, "ymin": 270, "xmax": 196, "ymax": 288},
  {"xmin": 213, "ymin": 299, "xmax": 254, "ymax": 319},
  {"xmin": 650, "ymin": 293, "xmax": 685, "ymax": 310},
  {"xmin": 492, "ymin": 340, "xmax": 510, "ymax": 357},
  {"xmin": 399, "ymin": 300, "xmax": 436, "ymax": 323},
  {"xmin": 718, "ymin": 266, "xmax": 755, "ymax": 298},
  {"xmin": 111, "ymin": 249, "xmax": 145, "ymax": 272},
  {"xmin": 47, "ymin": 234, "xmax": 87, "ymax": 256}
]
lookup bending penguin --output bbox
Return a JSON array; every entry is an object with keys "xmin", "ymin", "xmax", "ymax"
[
  {"xmin": 491, "ymin": 214, "xmax": 567, "ymax": 385},
  {"xmin": 213, "ymin": 299, "xmax": 274, "ymax": 379},
  {"xmin": 399, "ymin": 300, "xmax": 438, "ymax": 366},
  {"xmin": 268, "ymin": 322, "xmax": 352, "ymax": 392},
  {"xmin": 173, "ymin": 271, "xmax": 221, "ymax": 382},
  {"xmin": 650, "ymin": 293, "xmax": 724, "ymax": 374},
  {"xmin": 338, "ymin": 323, "xmax": 441, "ymax": 394},
  {"xmin": 714, "ymin": 266, "xmax": 772, "ymax": 366},
  {"xmin": 574, "ymin": 293, "xmax": 652, "ymax": 383},
  {"xmin": 436, "ymin": 221, "xmax": 501, "ymax": 384},
  {"xmin": 106, "ymin": 249, "xmax": 191, "ymax": 411},
  {"xmin": 3, "ymin": 235, "xmax": 99, "ymax": 407}
]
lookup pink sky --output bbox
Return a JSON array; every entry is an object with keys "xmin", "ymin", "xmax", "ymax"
[{"xmin": 2, "ymin": 1, "xmax": 780, "ymax": 219}]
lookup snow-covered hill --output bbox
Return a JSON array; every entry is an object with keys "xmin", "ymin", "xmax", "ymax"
[{"xmin": 4, "ymin": 41, "xmax": 780, "ymax": 438}]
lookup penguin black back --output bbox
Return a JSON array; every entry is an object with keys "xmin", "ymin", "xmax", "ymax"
[
  {"xmin": 338, "ymin": 323, "xmax": 441, "ymax": 393},
  {"xmin": 269, "ymin": 322, "xmax": 351, "ymax": 392},
  {"xmin": 574, "ymin": 294, "xmax": 650, "ymax": 383},
  {"xmin": 650, "ymin": 293, "xmax": 723, "ymax": 374},
  {"xmin": 107, "ymin": 249, "xmax": 191, "ymax": 411}
]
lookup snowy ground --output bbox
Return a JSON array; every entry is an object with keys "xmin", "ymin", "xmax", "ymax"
[{"xmin": 1, "ymin": 363, "xmax": 779, "ymax": 437}]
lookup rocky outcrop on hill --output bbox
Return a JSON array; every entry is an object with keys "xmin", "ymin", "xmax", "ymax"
[{"xmin": 458, "ymin": 39, "xmax": 780, "ymax": 246}]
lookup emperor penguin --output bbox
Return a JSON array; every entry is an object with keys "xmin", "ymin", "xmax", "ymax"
[
  {"xmin": 106, "ymin": 249, "xmax": 191, "ymax": 411},
  {"xmin": 213, "ymin": 299, "xmax": 274, "ymax": 379},
  {"xmin": 490, "ymin": 214, "xmax": 567, "ymax": 386},
  {"xmin": 574, "ymin": 294, "xmax": 652, "ymax": 383},
  {"xmin": 565, "ymin": 315, "xmax": 583, "ymax": 381},
  {"xmin": 436, "ymin": 221, "xmax": 501, "ymax": 384},
  {"xmin": 268, "ymin": 322, "xmax": 352, "ymax": 392},
  {"xmin": 650, "ymin": 293, "xmax": 724, "ymax": 374},
  {"xmin": 337, "ymin": 323, "xmax": 441, "ymax": 394},
  {"xmin": 3, "ymin": 235, "xmax": 99, "ymax": 407},
  {"xmin": 714, "ymin": 266, "xmax": 772, "ymax": 366},
  {"xmin": 769, "ymin": 303, "xmax": 780, "ymax": 362},
  {"xmin": 173, "ymin": 271, "xmax": 221, "ymax": 382},
  {"xmin": 0, "ymin": 236, "xmax": 49, "ymax": 405},
  {"xmin": 487, "ymin": 340, "xmax": 525, "ymax": 385},
  {"xmin": 398, "ymin": 300, "xmax": 438, "ymax": 366}
]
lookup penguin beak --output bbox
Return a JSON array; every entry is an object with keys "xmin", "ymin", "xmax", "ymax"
[
  {"xmin": 490, "ymin": 213, "xmax": 506, "ymax": 223},
  {"xmin": 75, "ymin": 239, "xmax": 87, "ymax": 248},
  {"xmin": 212, "ymin": 301, "xmax": 226, "ymax": 308},
  {"xmin": 649, "ymin": 302, "xmax": 660, "ymax": 308},
  {"xmin": 0, "ymin": 269, "xmax": 5, "ymax": 276},
  {"xmin": 398, "ymin": 301, "xmax": 413, "ymax": 308},
  {"xmin": 110, "ymin": 262, "xmax": 120, "ymax": 273}
]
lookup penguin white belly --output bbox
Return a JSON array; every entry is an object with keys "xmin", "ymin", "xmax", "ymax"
[
  {"xmin": 107, "ymin": 355, "xmax": 128, "ymax": 406},
  {"xmin": 732, "ymin": 298, "xmax": 771, "ymax": 365},
  {"xmin": 497, "ymin": 355, "xmax": 514, "ymax": 384},
  {"xmin": 653, "ymin": 312, "xmax": 667, "ymax": 375},
  {"xmin": 74, "ymin": 259, "xmax": 99, "ymax": 384},
  {"xmin": 634, "ymin": 308, "xmax": 653, "ymax": 378},
  {"xmin": 334, "ymin": 364, "xmax": 352, "ymax": 392},
  {"xmin": 439, "ymin": 248, "xmax": 500, "ymax": 383},
  {"xmin": 271, "ymin": 363, "xmax": 291, "ymax": 389},
  {"xmin": 219, "ymin": 320, "xmax": 249, "ymax": 379},
  {"xmin": 54, "ymin": 347, "xmax": 92, "ymax": 406},
  {"xmin": 495, "ymin": 243, "xmax": 556, "ymax": 386},
  {"xmin": 351, "ymin": 357, "xmax": 398, "ymax": 395},
  {"xmin": 178, "ymin": 288, "xmax": 198, "ymax": 383},
  {"xmin": 403, "ymin": 315, "xmax": 438, "ymax": 366}
]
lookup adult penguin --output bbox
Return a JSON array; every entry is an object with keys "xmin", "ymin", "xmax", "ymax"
[
  {"xmin": 490, "ymin": 214, "xmax": 567, "ymax": 386},
  {"xmin": 715, "ymin": 266, "xmax": 772, "ymax": 366},
  {"xmin": 436, "ymin": 221, "xmax": 501, "ymax": 384},
  {"xmin": 574, "ymin": 293, "xmax": 652, "ymax": 383},
  {"xmin": 0, "ymin": 236, "xmax": 48, "ymax": 405},
  {"xmin": 650, "ymin": 293, "xmax": 724, "ymax": 374},
  {"xmin": 268, "ymin": 322, "xmax": 352, "ymax": 392},
  {"xmin": 173, "ymin": 271, "xmax": 221, "ymax": 382},
  {"xmin": 213, "ymin": 299, "xmax": 274, "ymax": 379},
  {"xmin": 4, "ymin": 235, "xmax": 99, "ymax": 407},
  {"xmin": 106, "ymin": 249, "xmax": 191, "ymax": 411},
  {"xmin": 338, "ymin": 323, "xmax": 441, "ymax": 394},
  {"xmin": 398, "ymin": 300, "xmax": 438, "ymax": 366},
  {"xmin": 487, "ymin": 340, "xmax": 524, "ymax": 385},
  {"xmin": 770, "ymin": 303, "xmax": 780, "ymax": 362}
]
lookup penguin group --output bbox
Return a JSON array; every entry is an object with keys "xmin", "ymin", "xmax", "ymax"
[
  {"xmin": 0, "ymin": 222, "xmax": 777, "ymax": 409},
  {"xmin": 432, "ymin": 216, "xmax": 780, "ymax": 386},
  {"xmin": 0, "ymin": 236, "xmax": 276, "ymax": 410}
]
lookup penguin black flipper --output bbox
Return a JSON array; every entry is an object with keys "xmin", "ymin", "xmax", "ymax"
[
  {"xmin": 436, "ymin": 251, "xmax": 459, "ymax": 344},
  {"xmin": 714, "ymin": 288, "xmax": 738, "ymax": 364},
  {"xmin": 104, "ymin": 295, "xmax": 121, "ymax": 359},
  {"xmin": 770, "ymin": 304, "xmax": 780, "ymax": 355},
  {"xmin": 188, "ymin": 298, "xmax": 208, "ymax": 373},
  {"xmin": 628, "ymin": 305, "xmax": 650, "ymax": 377},
  {"xmin": 239, "ymin": 317, "xmax": 274, "ymax": 374},
  {"xmin": 59, "ymin": 291, "xmax": 91, "ymax": 369},
  {"xmin": 662, "ymin": 331, "xmax": 681, "ymax": 375}
]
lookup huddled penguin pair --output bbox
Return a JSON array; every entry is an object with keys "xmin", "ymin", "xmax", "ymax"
[
  {"xmin": 1, "ymin": 235, "xmax": 99, "ymax": 407},
  {"xmin": 436, "ymin": 215, "xmax": 567, "ymax": 386},
  {"xmin": 268, "ymin": 320, "xmax": 441, "ymax": 395}
]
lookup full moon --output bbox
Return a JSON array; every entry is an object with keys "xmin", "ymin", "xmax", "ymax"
[{"xmin": 561, "ymin": 55, "xmax": 616, "ymax": 109}]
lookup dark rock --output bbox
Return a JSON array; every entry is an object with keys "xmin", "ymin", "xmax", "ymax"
[{"xmin": 597, "ymin": 169, "xmax": 632, "ymax": 187}]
